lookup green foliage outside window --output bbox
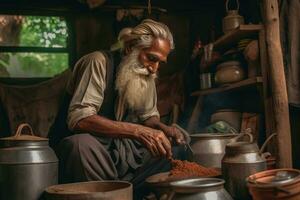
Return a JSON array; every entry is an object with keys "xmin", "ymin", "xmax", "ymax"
[
  {"xmin": 0, "ymin": 15, "xmax": 69, "ymax": 78},
  {"xmin": 20, "ymin": 16, "xmax": 67, "ymax": 48}
]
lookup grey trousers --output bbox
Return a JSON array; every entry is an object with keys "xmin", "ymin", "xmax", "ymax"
[{"xmin": 56, "ymin": 134, "xmax": 186, "ymax": 199}]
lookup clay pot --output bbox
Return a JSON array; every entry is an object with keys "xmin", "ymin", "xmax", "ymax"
[
  {"xmin": 247, "ymin": 169, "xmax": 300, "ymax": 200},
  {"xmin": 45, "ymin": 181, "xmax": 132, "ymax": 200},
  {"xmin": 215, "ymin": 61, "xmax": 245, "ymax": 85}
]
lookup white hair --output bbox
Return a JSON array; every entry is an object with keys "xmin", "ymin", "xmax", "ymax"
[
  {"xmin": 115, "ymin": 19, "xmax": 173, "ymax": 115},
  {"xmin": 118, "ymin": 19, "xmax": 174, "ymax": 50}
]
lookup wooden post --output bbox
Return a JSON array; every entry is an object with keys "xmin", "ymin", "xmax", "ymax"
[{"xmin": 263, "ymin": 0, "xmax": 292, "ymax": 168}]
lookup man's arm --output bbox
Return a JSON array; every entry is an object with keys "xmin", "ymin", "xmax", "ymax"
[
  {"xmin": 143, "ymin": 116, "xmax": 185, "ymax": 144},
  {"xmin": 74, "ymin": 114, "xmax": 172, "ymax": 159},
  {"xmin": 67, "ymin": 52, "xmax": 171, "ymax": 158}
]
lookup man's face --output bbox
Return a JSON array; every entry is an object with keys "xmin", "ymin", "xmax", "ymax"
[{"xmin": 138, "ymin": 38, "xmax": 171, "ymax": 74}]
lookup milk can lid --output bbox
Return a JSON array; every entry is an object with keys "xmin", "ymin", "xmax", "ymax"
[
  {"xmin": 0, "ymin": 124, "xmax": 48, "ymax": 142},
  {"xmin": 247, "ymin": 169, "xmax": 300, "ymax": 187},
  {"xmin": 226, "ymin": 141, "xmax": 259, "ymax": 153}
]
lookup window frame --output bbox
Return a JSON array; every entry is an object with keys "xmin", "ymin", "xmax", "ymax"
[{"xmin": 0, "ymin": 10, "xmax": 75, "ymax": 84}]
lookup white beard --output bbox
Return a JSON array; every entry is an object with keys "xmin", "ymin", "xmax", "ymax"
[{"xmin": 115, "ymin": 49, "xmax": 157, "ymax": 111}]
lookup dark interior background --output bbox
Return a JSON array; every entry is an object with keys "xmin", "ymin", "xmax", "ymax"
[{"xmin": 0, "ymin": 0, "xmax": 299, "ymax": 168}]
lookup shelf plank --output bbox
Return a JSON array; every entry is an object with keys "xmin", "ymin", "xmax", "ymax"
[
  {"xmin": 213, "ymin": 24, "xmax": 263, "ymax": 50},
  {"xmin": 191, "ymin": 77, "xmax": 263, "ymax": 96}
]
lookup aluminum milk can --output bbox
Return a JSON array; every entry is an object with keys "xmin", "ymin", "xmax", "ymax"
[
  {"xmin": 0, "ymin": 123, "xmax": 58, "ymax": 200},
  {"xmin": 221, "ymin": 136, "xmax": 267, "ymax": 200}
]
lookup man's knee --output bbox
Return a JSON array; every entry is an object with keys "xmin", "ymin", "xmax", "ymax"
[
  {"xmin": 58, "ymin": 134, "xmax": 97, "ymax": 153},
  {"xmin": 63, "ymin": 134, "xmax": 92, "ymax": 144}
]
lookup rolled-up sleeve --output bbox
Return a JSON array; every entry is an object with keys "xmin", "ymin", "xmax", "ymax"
[
  {"xmin": 137, "ymin": 80, "xmax": 160, "ymax": 121},
  {"xmin": 67, "ymin": 52, "xmax": 107, "ymax": 130}
]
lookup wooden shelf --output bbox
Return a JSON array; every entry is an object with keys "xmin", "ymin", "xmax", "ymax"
[
  {"xmin": 213, "ymin": 24, "xmax": 263, "ymax": 50},
  {"xmin": 191, "ymin": 77, "xmax": 263, "ymax": 96}
]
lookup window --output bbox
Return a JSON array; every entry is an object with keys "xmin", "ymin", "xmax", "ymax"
[{"xmin": 0, "ymin": 15, "xmax": 69, "ymax": 78}]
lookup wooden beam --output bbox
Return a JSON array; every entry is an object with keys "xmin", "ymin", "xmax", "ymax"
[{"xmin": 262, "ymin": 0, "xmax": 292, "ymax": 168}]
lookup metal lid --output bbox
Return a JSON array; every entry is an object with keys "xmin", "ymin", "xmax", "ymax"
[
  {"xmin": 191, "ymin": 133, "xmax": 239, "ymax": 139},
  {"xmin": 248, "ymin": 169, "xmax": 300, "ymax": 187},
  {"xmin": 170, "ymin": 178, "xmax": 224, "ymax": 189},
  {"xmin": 225, "ymin": 141, "xmax": 259, "ymax": 154},
  {"xmin": 0, "ymin": 124, "xmax": 48, "ymax": 147}
]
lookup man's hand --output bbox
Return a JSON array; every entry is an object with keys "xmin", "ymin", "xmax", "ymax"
[
  {"xmin": 143, "ymin": 116, "xmax": 185, "ymax": 146},
  {"xmin": 161, "ymin": 125, "xmax": 185, "ymax": 145},
  {"xmin": 135, "ymin": 126, "xmax": 172, "ymax": 159}
]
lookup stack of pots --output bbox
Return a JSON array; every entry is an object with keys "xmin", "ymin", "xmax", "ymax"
[{"xmin": 0, "ymin": 123, "xmax": 58, "ymax": 200}]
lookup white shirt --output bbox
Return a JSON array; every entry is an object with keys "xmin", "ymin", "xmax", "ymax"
[{"xmin": 66, "ymin": 51, "xmax": 159, "ymax": 130}]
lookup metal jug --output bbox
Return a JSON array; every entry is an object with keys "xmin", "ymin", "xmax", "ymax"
[
  {"xmin": 221, "ymin": 132, "xmax": 267, "ymax": 200},
  {"xmin": 0, "ymin": 123, "xmax": 58, "ymax": 200},
  {"xmin": 222, "ymin": 0, "xmax": 244, "ymax": 34}
]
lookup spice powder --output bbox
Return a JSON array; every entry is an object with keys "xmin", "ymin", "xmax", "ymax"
[{"xmin": 169, "ymin": 160, "xmax": 220, "ymax": 178}]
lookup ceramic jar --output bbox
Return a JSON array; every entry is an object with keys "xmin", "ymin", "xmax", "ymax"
[
  {"xmin": 215, "ymin": 61, "xmax": 245, "ymax": 84},
  {"xmin": 247, "ymin": 168, "xmax": 300, "ymax": 200}
]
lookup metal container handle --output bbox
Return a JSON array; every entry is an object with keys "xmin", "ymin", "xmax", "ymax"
[
  {"xmin": 14, "ymin": 123, "xmax": 34, "ymax": 137},
  {"xmin": 226, "ymin": 0, "xmax": 240, "ymax": 12},
  {"xmin": 232, "ymin": 128, "xmax": 253, "ymax": 143},
  {"xmin": 259, "ymin": 133, "xmax": 277, "ymax": 154}
]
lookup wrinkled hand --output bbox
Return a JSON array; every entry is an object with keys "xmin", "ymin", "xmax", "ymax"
[
  {"xmin": 135, "ymin": 127, "xmax": 172, "ymax": 159},
  {"xmin": 162, "ymin": 125, "xmax": 185, "ymax": 145}
]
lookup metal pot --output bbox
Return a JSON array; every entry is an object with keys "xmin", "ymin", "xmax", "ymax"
[
  {"xmin": 0, "ymin": 123, "xmax": 58, "ymax": 200},
  {"xmin": 190, "ymin": 132, "xmax": 248, "ymax": 168},
  {"xmin": 168, "ymin": 178, "xmax": 233, "ymax": 200},
  {"xmin": 222, "ymin": 134, "xmax": 267, "ymax": 200},
  {"xmin": 45, "ymin": 181, "xmax": 132, "ymax": 200},
  {"xmin": 222, "ymin": 0, "xmax": 244, "ymax": 34}
]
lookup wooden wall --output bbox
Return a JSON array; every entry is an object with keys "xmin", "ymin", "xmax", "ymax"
[
  {"xmin": 3, "ymin": 1, "xmax": 299, "ymax": 168},
  {"xmin": 73, "ymin": 12, "xmax": 192, "ymax": 77}
]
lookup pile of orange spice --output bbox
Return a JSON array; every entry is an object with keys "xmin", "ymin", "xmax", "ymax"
[{"xmin": 169, "ymin": 160, "xmax": 220, "ymax": 178}]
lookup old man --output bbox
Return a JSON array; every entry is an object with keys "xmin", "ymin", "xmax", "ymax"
[{"xmin": 53, "ymin": 19, "xmax": 187, "ymax": 198}]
